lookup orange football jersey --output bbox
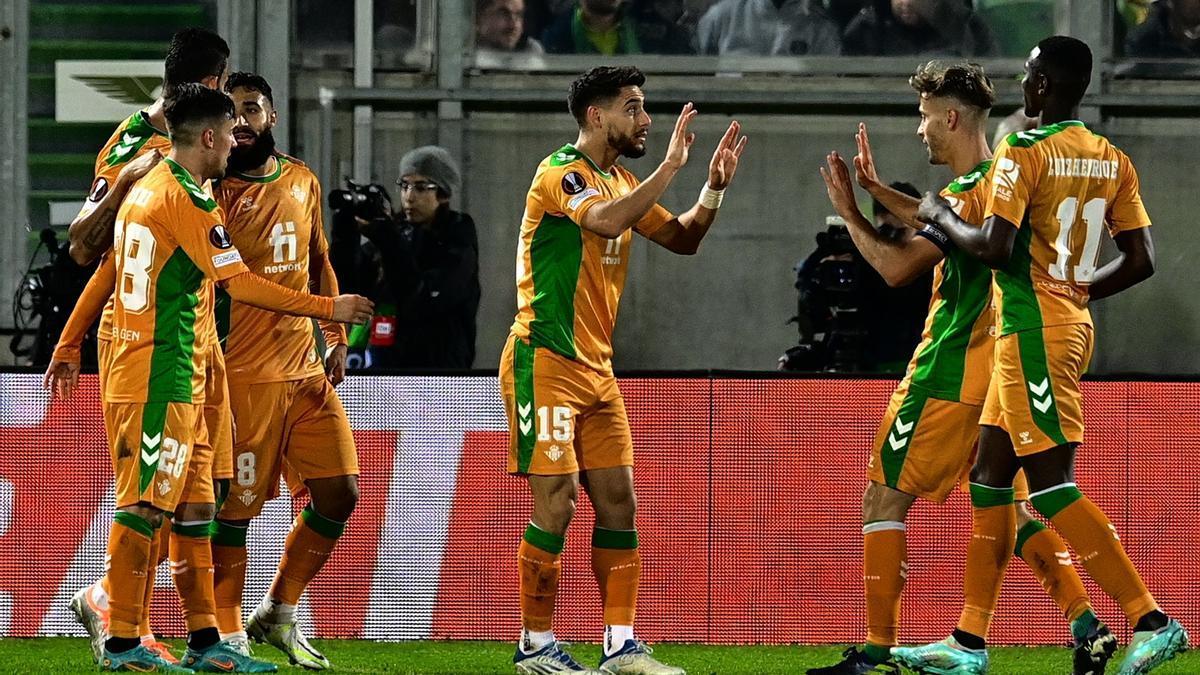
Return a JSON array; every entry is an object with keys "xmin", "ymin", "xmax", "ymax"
[
  {"xmin": 985, "ymin": 121, "xmax": 1151, "ymax": 335},
  {"xmin": 88, "ymin": 110, "xmax": 174, "ymax": 343},
  {"xmin": 509, "ymin": 144, "xmax": 673, "ymax": 374},
  {"xmin": 104, "ymin": 159, "xmax": 249, "ymax": 404},
  {"xmin": 214, "ymin": 155, "xmax": 330, "ymax": 383}
]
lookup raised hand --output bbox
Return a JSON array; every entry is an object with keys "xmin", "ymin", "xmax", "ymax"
[
  {"xmin": 331, "ymin": 294, "xmax": 375, "ymax": 324},
  {"xmin": 819, "ymin": 151, "xmax": 860, "ymax": 219},
  {"xmin": 663, "ymin": 102, "xmax": 698, "ymax": 171},
  {"xmin": 43, "ymin": 359, "xmax": 81, "ymax": 401},
  {"xmin": 854, "ymin": 123, "xmax": 883, "ymax": 191},
  {"xmin": 707, "ymin": 120, "xmax": 748, "ymax": 190}
]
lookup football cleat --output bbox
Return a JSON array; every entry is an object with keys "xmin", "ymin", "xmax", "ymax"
[
  {"xmin": 513, "ymin": 641, "xmax": 603, "ymax": 673},
  {"xmin": 246, "ymin": 612, "xmax": 329, "ymax": 670},
  {"xmin": 891, "ymin": 636, "xmax": 988, "ymax": 675},
  {"xmin": 598, "ymin": 639, "xmax": 685, "ymax": 675},
  {"xmin": 69, "ymin": 584, "xmax": 109, "ymax": 664},
  {"xmin": 1117, "ymin": 620, "xmax": 1188, "ymax": 675},
  {"xmin": 1074, "ymin": 620, "xmax": 1118, "ymax": 675},
  {"xmin": 102, "ymin": 644, "xmax": 194, "ymax": 672},
  {"xmin": 142, "ymin": 637, "xmax": 182, "ymax": 665},
  {"xmin": 807, "ymin": 647, "xmax": 900, "ymax": 674},
  {"xmin": 183, "ymin": 639, "xmax": 278, "ymax": 673}
]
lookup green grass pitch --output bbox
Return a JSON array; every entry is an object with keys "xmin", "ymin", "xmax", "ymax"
[{"xmin": 0, "ymin": 638, "xmax": 1194, "ymax": 673}]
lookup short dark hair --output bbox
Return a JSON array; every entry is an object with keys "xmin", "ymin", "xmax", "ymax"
[
  {"xmin": 164, "ymin": 83, "xmax": 235, "ymax": 146},
  {"xmin": 567, "ymin": 66, "xmax": 646, "ymax": 126},
  {"xmin": 873, "ymin": 181, "xmax": 921, "ymax": 218},
  {"xmin": 163, "ymin": 28, "xmax": 230, "ymax": 99},
  {"xmin": 1034, "ymin": 35, "xmax": 1092, "ymax": 99},
  {"xmin": 225, "ymin": 71, "xmax": 274, "ymax": 106},
  {"xmin": 909, "ymin": 61, "xmax": 995, "ymax": 112}
]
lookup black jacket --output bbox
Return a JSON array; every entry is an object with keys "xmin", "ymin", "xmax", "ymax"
[{"xmin": 360, "ymin": 208, "xmax": 481, "ymax": 369}]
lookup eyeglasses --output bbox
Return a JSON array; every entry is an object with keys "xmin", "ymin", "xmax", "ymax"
[{"xmin": 397, "ymin": 180, "xmax": 439, "ymax": 193}]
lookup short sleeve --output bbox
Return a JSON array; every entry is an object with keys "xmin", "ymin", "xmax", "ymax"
[
  {"xmin": 634, "ymin": 203, "xmax": 674, "ymax": 237},
  {"xmin": 171, "ymin": 199, "xmax": 250, "ymax": 282},
  {"xmin": 540, "ymin": 165, "xmax": 606, "ymax": 226},
  {"xmin": 76, "ymin": 155, "xmax": 130, "ymax": 219},
  {"xmin": 1107, "ymin": 153, "xmax": 1152, "ymax": 235},
  {"xmin": 984, "ymin": 143, "xmax": 1039, "ymax": 227}
]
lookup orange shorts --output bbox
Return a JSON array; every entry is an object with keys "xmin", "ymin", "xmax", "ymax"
[
  {"xmin": 97, "ymin": 338, "xmax": 112, "ymax": 395},
  {"xmin": 984, "ymin": 324, "xmax": 1093, "ymax": 456},
  {"xmin": 870, "ymin": 378, "xmax": 1032, "ymax": 502},
  {"xmin": 218, "ymin": 373, "xmax": 358, "ymax": 520},
  {"xmin": 105, "ymin": 400, "xmax": 212, "ymax": 512},
  {"xmin": 500, "ymin": 335, "xmax": 632, "ymax": 476},
  {"xmin": 869, "ymin": 378, "xmax": 980, "ymax": 502},
  {"xmin": 204, "ymin": 348, "xmax": 234, "ymax": 481}
]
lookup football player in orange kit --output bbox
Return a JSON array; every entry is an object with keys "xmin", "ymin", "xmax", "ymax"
[
  {"xmin": 48, "ymin": 27, "xmax": 238, "ymax": 666},
  {"xmin": 502, "ymin": 66, "xmax": 746, "ymax": 674},
  {"xmin": 894, "ymin": 36, "xmax": 1188, "ymax": 675},
  {"xmin": 92, "ymin": 84, "xmax": 372, "ymax": 672},
  {"xmin": 206, "ymin": 72, "xmax": 358, "ymax": 671}
]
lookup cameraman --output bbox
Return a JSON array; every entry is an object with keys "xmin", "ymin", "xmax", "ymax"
[
  {"xmin": 781, "ymin": 181, "xmax": 930, "ymax": 373},
  {"xmin": 354, "ymin": 146, "xmax": 481, "ymax": 369}
]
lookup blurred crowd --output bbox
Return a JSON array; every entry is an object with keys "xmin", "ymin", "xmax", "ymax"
[
  {"xmin": 292, "ymin": 1, "xmax": 1200, "ymax": 69},
  {"xmin": 469, "ymin": 0, "xmax": 1200, "ymax": 62}
]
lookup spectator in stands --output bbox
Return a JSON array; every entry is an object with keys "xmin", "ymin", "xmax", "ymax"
[
  {"xmin": 475, "ymin": 0, "xmax": 547, "ymax": 68},
  {"xmin": 842, "ymin": 0, "xmax": 998, "ymax": 57},
  {"xmin": 629, "ymin": 0, "xmax": 697, "ymax": 53},
  {"xmin": 357, "ymin": 146, "xmax": 481, "ymax": 369},
  {"xmin": 541, "ymin": 0, "xmax": 692, "ymax": 54},
  {"xmin": 697, "ymin": 0, "xmax": 843, "ymax": 55},
  {"xmin": 1126, "ymin": 0, "xmax": 1200, "ymax": 58}
]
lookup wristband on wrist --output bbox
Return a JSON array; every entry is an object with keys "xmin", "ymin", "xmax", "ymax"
[{"xmin": 699, "ymin": 184, "xmax": 725, "ymax": 210}]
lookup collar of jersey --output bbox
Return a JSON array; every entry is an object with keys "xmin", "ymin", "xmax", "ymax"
[
  {"xmin": 164, "ymin": 157, "xmax": 219, "ymax": 212},
  {"xmin": 1038, "ymin": 119, "xmax": 1086, "ymax": 132},
  {"xmin": 230, "ymin": 154, "xmax": 285, "ymax": 183},
  {"xmin": 565, "ymin": 143, "xmax": 613, "ymax": 180},
  {"xmin": 948, "ymin": 158, "xmax": 994, "ymax": 193}
]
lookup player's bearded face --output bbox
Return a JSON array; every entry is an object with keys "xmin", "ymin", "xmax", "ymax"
[
  {"xmin": 228, "ymin": 123, "xmax": 277, "ymax": 174},
  {"xmin": 604, "ymin": 101, "xmax": 650, "ymax": 159}
]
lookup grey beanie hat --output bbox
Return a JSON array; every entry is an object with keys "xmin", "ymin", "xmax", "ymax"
[{"xmin": 398, "ymin": 145, "xmax": 461, "ymax": 197}]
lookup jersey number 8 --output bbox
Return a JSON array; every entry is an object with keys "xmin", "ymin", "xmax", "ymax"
[{"xmin": 118, "ymin": 221, "xmax": 156, "ymax": 312}]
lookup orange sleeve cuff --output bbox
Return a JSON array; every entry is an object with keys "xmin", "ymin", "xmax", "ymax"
[
  {"xmin": 315, "ymin": 253, "xmax": 347, "ymax": 347},
  {"xmin": 223, "ymin": 272, "xmax": 335, "ymax": 321}
]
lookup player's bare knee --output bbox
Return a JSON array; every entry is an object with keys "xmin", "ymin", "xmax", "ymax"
[
  {"xmin": 120, "ymin": 503, "xmax": 165, "ymax": 529},
  {"xmin": 969, "ymin": 461, "xmax": 1015, "ymax": 489},
  {"xmin": 594, "ymin": 486, "xmax": 637, "ymax": 530},
  {"xmin": 862, "ymin": 481, "xmax": 913, "ymax": 523},
  {"xmin": 308, "ymin": 475, "xmax": 359, "ymax": 523},
  {"xmin": 530, "ymin": 476, "xmax": 578, "ymax": 534},
  {"xmin": 175, "ymin": 501, "xmax": 216, "ymax": 523}
]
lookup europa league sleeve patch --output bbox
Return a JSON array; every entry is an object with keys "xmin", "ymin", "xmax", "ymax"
[
  {"xmin": 561, "ymin": 171, "xmax": 587, "ymax": 195},
  {"xmin": 88, "ymin": 177, "xmax": 110, "ymax": 203},
  {"xmin": 208, "ymin": 224, "xmax": 234, "ymax": 249}
]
